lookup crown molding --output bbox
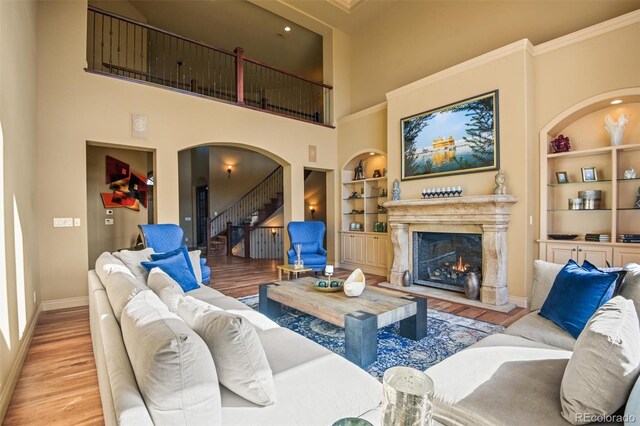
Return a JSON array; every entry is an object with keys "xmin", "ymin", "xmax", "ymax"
[
  {"xmin": 325, "ymin": 0, "xmax": 367, "ymax": 13},
  {"xmin": 337, "ymin": 101, "xmax": 387, "ymax": 125},
  {"xmin": 386, "ymin": 39, "xmax": 532, "ymax": 101},
  {"xmin": 533, "ymin": 9, "xmax": 640, "ymax": 56}
]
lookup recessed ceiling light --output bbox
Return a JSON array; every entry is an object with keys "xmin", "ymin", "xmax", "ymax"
[
  {"xmin": 284, "ymin": 26, "xmax": 291, "ymax": 32},
  {"xmin": 611, "ymin": 99, "xmax": 623, "ymax": 105},
  {"xmin": 369, "ymin": 152, "xmax": 375, "ymax": 156}
]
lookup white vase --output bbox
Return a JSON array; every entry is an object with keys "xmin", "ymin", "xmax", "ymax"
[
  {"xmin": 604, "ymin": 113, "xmax": 629, "ymax": 147},
  {"xmin": 344, "ymin": 268, "xmax": 365, "ymax": 297}
]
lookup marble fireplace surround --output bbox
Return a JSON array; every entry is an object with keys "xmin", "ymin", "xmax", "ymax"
[{"xmin": 383, "ymin": 195, "xmax": 517, "ymax": 307}]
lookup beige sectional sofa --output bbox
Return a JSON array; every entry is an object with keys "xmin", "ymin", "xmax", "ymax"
[
  {"xmin": 89, "ymin": 252, "xmax": 382, "ymax": 426},
  {"xmin": 426, "ymin": 260, "xmax": 640, "ymax": 426}
]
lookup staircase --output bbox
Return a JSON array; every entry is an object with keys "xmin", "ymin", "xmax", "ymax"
[{"xmin": 208, "ymin": 166, "xmax": 283, "ymax": 256}]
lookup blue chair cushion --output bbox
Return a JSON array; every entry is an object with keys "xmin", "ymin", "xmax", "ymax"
[
  {"xmin": 150, "ymin": 245, "xmax": 196, "ymax": 280},
  {"xmin": 141, "ymin": 251, "xmax": 199, "ymax": 292},
  {"xmin": 539, "ymin": 259, "xmax": 618, "ymax": 338}
]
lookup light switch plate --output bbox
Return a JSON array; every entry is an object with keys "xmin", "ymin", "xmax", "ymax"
[
  {"xmin": 106, "ymin": 209, "xmax": 114, "ymax": 215},
  {"xmin": 74, "ymin": 218, "xmax": 81, "ymax": 226},
  {"xmin": 53, "ymin": 218, "xmax": 73, "ymax": 227},
  {"xmin": 105, "ymin": 218, "xmax": 114, "ymax": 225}
]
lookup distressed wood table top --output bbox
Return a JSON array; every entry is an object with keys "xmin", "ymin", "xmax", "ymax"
[{"xmin": 265, "ymin": 276, "xmax": 418, "ymax": 328}]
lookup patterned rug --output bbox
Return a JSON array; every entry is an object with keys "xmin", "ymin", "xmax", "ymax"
[{"xmin": 240, "ymin": 295, "xmax": 504, "ymax": 379}]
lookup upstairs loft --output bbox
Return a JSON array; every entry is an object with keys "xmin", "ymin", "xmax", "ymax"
[{"xmin": 86, "ymin": 6, "xmax": 333, "ymax": 126}]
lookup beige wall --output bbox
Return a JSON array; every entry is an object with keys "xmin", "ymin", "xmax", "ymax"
[
  {"xmin": 349, "ymin": 1, "xmax": 640, "ymax": 112},
  {"xmin": 0, "ymin": 0, "xmax": 40, "ymax": 420},
  {"xmin": 37, "ymin": 0, "xmax": 339, "ymax": 303},
  {"xmin": 86, "ymin": 145, "xmax": 150, "ymax": 267}
]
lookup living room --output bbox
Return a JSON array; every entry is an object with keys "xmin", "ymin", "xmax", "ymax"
[{"xmin": 2, "ymin": 0, "xmax": 640, "ymax": 425}]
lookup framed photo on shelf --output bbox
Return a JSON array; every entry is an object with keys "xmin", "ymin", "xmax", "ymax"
[
  {"xmin": 556, "ymin": 171, "xmax": 568, "ymax": 184},
  {"xmin": 581, "ymin": 167, "xmax": 598, "ymax": 182},
  {"xmin": 400, "ymin": 90, "xmax": 499, "ymax": 181}
]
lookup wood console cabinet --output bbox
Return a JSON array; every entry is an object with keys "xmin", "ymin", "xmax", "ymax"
[{"xmin": 341, "ymin": 232, "xmax": 388, "ymax": 275}]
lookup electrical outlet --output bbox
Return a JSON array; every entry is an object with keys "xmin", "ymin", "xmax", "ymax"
[
  {"xmin": 74, "ymin": 218, "xmax": 81, "ymax": 226},
  {"xmin": 105, "ymin": 218, "xmax": 114, "ymax": 225}
]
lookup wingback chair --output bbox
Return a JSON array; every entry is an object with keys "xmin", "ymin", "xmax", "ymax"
[
  {"xmin": 286, "ymin": 221, "xmax": 327, "ymax": 272},
  {"xmin": 138, "ymin": 224, "xmax": 211, "ymax": 284}
]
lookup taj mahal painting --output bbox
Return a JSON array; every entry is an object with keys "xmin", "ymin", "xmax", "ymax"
[{"xmin": 401, "ymin": 90, "xmax": 500, "ymax": 180}]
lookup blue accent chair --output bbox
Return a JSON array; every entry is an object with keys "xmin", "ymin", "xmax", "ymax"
[
  {"xmin": 138, "ymin": 224, "xmax": 211, "ymax": 284},
  {"xmin": 287, "ymin": 221, "xmax": 327, "ymax": 272}
]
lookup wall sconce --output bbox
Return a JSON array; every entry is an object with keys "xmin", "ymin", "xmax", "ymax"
[
  {"xmin": 227, "ymin": 164, "xmax": 232, "ymax": 179},
  {"xmin": 271, "ymin": 228, "xmax": 277, "ymax": 241},
  {"xmin": 309, "ymin": 205, "xmax": 316, "ymax": 220}
]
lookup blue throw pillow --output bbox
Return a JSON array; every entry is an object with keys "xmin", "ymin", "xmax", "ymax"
[
  {"xmin": 150, "ymin": 245, "xmax": 196, "ymax": 280},
  {"xmin": 297, "ymin": 242, "xmax": 319, "ymax": 254},
  {"xmin": 539, "ymin": 259, "xmax": 618, "ymax": 338},
  {"xmin": 582, "ymin": 260, "xmax": 627, "ymax": 295},
  {"xmin": 141, "ymin": 252, "xmax": 199, "ymax": 292}
]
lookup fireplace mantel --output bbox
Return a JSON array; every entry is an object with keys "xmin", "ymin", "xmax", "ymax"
[{"xmin": 383, "ymin": 195, "xmax": 517, "ymax": 306}]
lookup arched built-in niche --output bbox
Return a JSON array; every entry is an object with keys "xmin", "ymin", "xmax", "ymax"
[{"xmin": 539, "ymin": 88, "xmax": 640, "ymax": 267}]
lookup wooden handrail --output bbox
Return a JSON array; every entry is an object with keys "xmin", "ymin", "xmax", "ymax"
[{"xmin": 244, "ymin": 57, "xmax": 333, "ymax": 90}]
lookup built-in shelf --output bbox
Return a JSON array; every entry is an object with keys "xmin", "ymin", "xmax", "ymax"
[
  {"xmin": 548, "ymin": 180, "xmax": 611, "ymax": 187},
  {"xmin": 546, "ymin": 142, "xmax": 640, "ymax": 159},
  {"xmin": 343, "ymin": 176, "xmax": 388, "ymax": 184},
  {"xmin": 547, "ymin": 209, "xmax": 611, "ymax": 212},
  {"xmin": 343, "ymin": 198, "xmax": 364, "ymax": 201},
  {"xmin": 617, "ymin": 208, "xmax": 640, "ymax": 211},
  {"xmin": 618, "ymin": 178, "xmax": 640, "ymax": 183},
  {"xmin": 344, "ymin": 213, "xmax": 364, "ymax": 215}
]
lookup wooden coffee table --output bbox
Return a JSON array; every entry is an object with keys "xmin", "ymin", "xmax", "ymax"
[
  {"xmin": 276, "ymin": 264, "xmax": 313, "ymax": 281},
  {"xmin": 259, "ymin": 276, "xmax": 427, "ymax": 367}
]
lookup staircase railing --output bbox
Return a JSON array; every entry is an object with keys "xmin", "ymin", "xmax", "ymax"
[
  {"xmin": 208, "ymin": 166, "xmax": 283, "ymax": 249},
  {"xmin": 86, "ymin": 6, "xmax": 333, "ymax": 126},
  {"xmin": 227, "ymin": 224, "xmax": 284, "ymax": 259}
]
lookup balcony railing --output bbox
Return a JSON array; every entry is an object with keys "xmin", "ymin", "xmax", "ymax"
[{"xmin": 86, "ymin": 6, "xmax": 333, "ymax": 126}]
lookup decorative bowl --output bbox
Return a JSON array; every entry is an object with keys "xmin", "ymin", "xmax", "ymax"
[
  {"xmin": 548, "ymin": 234, "xmax": 579, "ymax": 240},
  {"xmin": 344, "ymin": 268, "xmax": 366, "ymax": 297},
  {"xmin": 313, "ymin": 279, "xmax": 344, "ymax": 292}
]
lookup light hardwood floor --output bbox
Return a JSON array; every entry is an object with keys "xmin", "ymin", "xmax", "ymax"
[{"xmin": 3, "ymin": 257, "xmax": 525, "ymax": 424}]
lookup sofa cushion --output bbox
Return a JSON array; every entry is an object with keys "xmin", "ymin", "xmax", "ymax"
[
  {"xmin": 620, "ymin": 263, "xmax": 640, "ymax": 321},
  {"xmin": 146, "ymin": 268, "xmax": 185, "ymax": 312},
  {"xmin": 142, "ymin": 251, "xmax": 199, "ymax": 292},
  {"xmin": 426, "ymin": 333, "xmax": 573, "ymax": 426},
  {"xmin": 188, "ymin": 249, "xmax": 203, "ymax": 284},
  {"xmin": 220, "ymin": 327, "xmax": 382, "ymax": 426},
  {"xmin": 150, "ymin": 245, "xmax": 197, "ymax": 280},
  {"xmin": 176, "ymin": 297, "xmax": 276, "ymax": 406},
  {"xmin": 504, "ymin": 311, "xmax": 576, "ymax": 351},
  {"xmin": 530, "ymin": 259, "xmax": 564, "ymax": 311},
  {"xmin": 297, "ymin": 241, "xmax": 319, "ymax": 254},
  {"xmin": 121, "ymin": 291, "xmax": 221, "ymax": 426},
  {"xmin": 560, "ymin": 296, "xmax": 640, "ymax": 425},
  {"xmin": 625, "ymin": 376, "xmax": 640, "ymax": 426},
  {"xmin": 95, "ymin": 252, "xmax": 132, "ymax": 284},
  {"xmin": 113, "ymin": 248, "xmax": 154, "ymax": 284},
  {"xmin": 202, "ymin": 295, "xmax": 254, "ymax": 311},
  {"xmin": 102, "ymin": 270, "xmax": 148, "ymax": 323},
  {"xmin": 188, "ymin": 284, "xmax": 225, "ymax": 302},
  {"xmin": 540, "ymin": 259, "xmax": 618, "ymax": 338}
]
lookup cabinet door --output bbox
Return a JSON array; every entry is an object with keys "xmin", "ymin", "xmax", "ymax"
[
  {"xmin": 377, "ymin": 237, "xmax": 388, "ymax": 268},
  {"xmin": 365, "ymin": 235, "xmax": 377, "ymax": 266},
  {"xmin": 353, "ymin": 234, "xmax": 365, "ymax": 264},
  {"xmin": 577, "ymin": 245, "xmax": 613, "ymax": 268},
  {"xmin": 613, "ymin": 246, "xmax": 640, "ymax": 267},
  {"xmin": 546, "ymin": 243, "xmax": 576, "ymax": 265},
  {"xmin": 341, "ymin": 234, "xmax": 353, "ymax": 263}
]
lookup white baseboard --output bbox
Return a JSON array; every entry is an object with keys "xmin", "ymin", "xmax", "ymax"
[
  {"xmin": 509, "ymin": 295, "xmax": 529, "ymax": 309},
  {"xmin": 41, "ymin": 296, "xmax": 88, "ymax": 311},
  {"xmin": 0, "ymin": 303, "xmax": 42, "ymax": 422}
]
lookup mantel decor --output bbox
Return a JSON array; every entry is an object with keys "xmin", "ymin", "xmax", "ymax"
[{"xmin": 401, "ymin": 90, "xmax": 500, "ymax": 181}]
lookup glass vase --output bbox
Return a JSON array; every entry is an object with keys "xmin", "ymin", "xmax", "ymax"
[
  {"xmin": 382, "ymin": 367, "xmax": 434, "ymax": 426},
  {"xmin": 294, "ymin": 244, "xmax": 304, "ymax": 269}
]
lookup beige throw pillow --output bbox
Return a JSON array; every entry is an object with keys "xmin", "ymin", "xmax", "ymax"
[
  {"xmin": 113, "ymin": 248, "xmax": 155, "ymax": 284},
  {"xmin": 103, "ymin": 270, "xmax": 148, "ymax": 322},
  {"xmin": 560, "ymin": 296, "xmax": 640, "ymax": 425},
  {"xmin": 621, "ymin": 263, "xmax": 640, "ymax": 321},
  {"xmin": 121, "ymin": 291, "xmax": 221, "ymax": 426},
  {"xmin": 530, "ymin": 259, "xmax": 565, "ymax": 311},
  {"xmin": 176, "ymin": 296, "xmax": 277, "ymax": 406},
  {"xmin": 188, "ymin": 250, "xmax": 203, "ymax": 284},
  {"xmin": 146, "ymin": 268, "xmax": 185, "ymax": 313}
]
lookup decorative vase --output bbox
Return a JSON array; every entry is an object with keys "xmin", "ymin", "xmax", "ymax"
[
  {"xmin": 604, "ymin": 113, "xmax": 630, "ymax": 146},
  {"xmin": 294, "ymin": 244, "xmax": 304, "ymax": 270},
  {"xmin": 402, "ymin": 270, "xmax": 412, "ymax": 287},
  {"xmin": 464, "ymin": 272, "xmax": 480, "ymax": 300},
  {"xmin": 624, "ymin": 167, "xmax": 637, "ymax": 180},
  {"xmin": 382, "ymin": 367, "xmax": 434, "ymax": 426},
  {"xmin": 550, "ymin": 134, "xmax": 571, "ymax": 153},
  {"xmin": 344, "ymin": 268, "xmax": 365, "ymax": 297}
]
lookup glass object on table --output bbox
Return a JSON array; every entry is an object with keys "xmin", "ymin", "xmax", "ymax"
[
  {"xmin": 294, "ymin": 243, "xmax": 304, "ymax": 269},
  {"xmin": 382, "ymin": 366, "xmax": 434, "ymax": 426}
]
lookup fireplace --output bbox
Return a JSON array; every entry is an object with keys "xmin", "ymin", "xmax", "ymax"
[{"xmin": 412, "ymin": 232, "xmax": 482, "ymax": 292}]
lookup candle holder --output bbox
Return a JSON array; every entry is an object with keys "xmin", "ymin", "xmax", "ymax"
[{"xmin": 421, "ymin": 186, "xmax": 463, "ymax": 198}]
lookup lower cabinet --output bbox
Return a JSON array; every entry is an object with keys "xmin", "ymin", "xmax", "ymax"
[
  {"xmin": 341, "ymin": 232, "xmax": 388, "ymax": 274},
  {"xmin": 542, "ymin": 242, "xmax": 640, "ymax": 267}
]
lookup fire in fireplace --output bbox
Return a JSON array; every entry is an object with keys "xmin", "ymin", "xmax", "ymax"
[{"xmin": 412, "ymin": 232, "xmax": 482, "ymax": 292}]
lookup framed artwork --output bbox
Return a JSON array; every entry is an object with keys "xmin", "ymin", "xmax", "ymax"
[
  {"xmin": 556, "ymin": 171, "xmax": 568, "ymax": 184},
  {"xmin": 581, "ymin": 167, "xmax": 598, "ymax": 182},
  {"xmin": 401, "ymin": 90, "xmax": 499, "ymax": 180}
]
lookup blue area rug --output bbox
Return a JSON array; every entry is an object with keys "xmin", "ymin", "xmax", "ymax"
[{"xmin": 240, "ymin": 295, "xmax": 504, "ymax": 379}]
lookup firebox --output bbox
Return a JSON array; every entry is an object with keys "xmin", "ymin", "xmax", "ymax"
[{"xmin": 412, "ymin": 232, "xmax": 482, "ymax": 292}]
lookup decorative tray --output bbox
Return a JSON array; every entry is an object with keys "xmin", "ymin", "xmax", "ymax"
[
  {"xmin": 313, "ymin": 279, "xmax": 345, "ymax": 292},
  {"xmin": 548, "ymin": 234, "xmax": 579, "ymax": 240}
]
